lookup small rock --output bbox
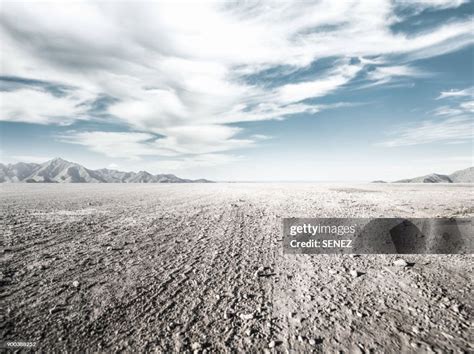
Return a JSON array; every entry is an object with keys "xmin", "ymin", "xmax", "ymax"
[
  {"xmin": 393, "ymin": 259, "xmax": 408, "ymax": 267},
  {"xmin": 268, "ymin": 340, "xmax": 279, "ymax": 348},
  {"xmin": 308, "ymin": 338, "xmax": 322, "ymax": 346},
  {"xmin": 349, "ymin": 270, "xmax": 360, "ymax": 278},
  {"xmin": 191, "ymin": 342, "xmax": 201, "ymax": 350},
  {"xmin": 72, "ymin": 280, "xmax": 80, "ymax": 288},
  {"xmin": 239, "ymin": 313, "xmax": 254, "ymax": 321}
]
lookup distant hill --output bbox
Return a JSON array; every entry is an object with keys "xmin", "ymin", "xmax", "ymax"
[
  {"xmin": 394, "ymin": 167, "xmax": 473, "ymax": 183},
  {"xmin": 0, "ymin": 157, "xmax": 213, "ymax": 183},
  {"xmin": 449, "ymin": 167, "xmax": 474, "ymax": 183}
]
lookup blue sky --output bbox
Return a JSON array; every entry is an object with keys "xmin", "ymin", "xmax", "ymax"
[{"xmin": 0, "ymin": 0, "xmax": 473, "ymax": 181}]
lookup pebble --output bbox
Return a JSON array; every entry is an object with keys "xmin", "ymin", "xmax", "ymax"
[
  {"xmin": 349, "ymin": 270, "xmax": 362, "ymax": 278},
  {"xmin": 239, "ymin": 313, "xmax": 254, "ymax": 320},
  {"xmin": 191, "ymin": 342, "xmax": 201, "ymax": 350},
  {"xmin": 393, "ymin": 259, "xmax": 408, "ymax": 267}
]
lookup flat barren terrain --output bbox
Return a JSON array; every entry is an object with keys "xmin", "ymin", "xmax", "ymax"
[{"xmin": 1, "ymin": 183, "xmax": 472, "ymax": 352}]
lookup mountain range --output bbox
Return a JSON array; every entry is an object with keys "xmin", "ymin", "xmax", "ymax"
[
  {"xmin": 1, "ymin": 158, "xmax": 472, "ymax": 183},
  {"xmin": 392, "ymin": 167, "xmax": 473, "ymax": 183},
  {"xmin": 0, "ymin": 158, "xmax": 212, "ymax": 183}
]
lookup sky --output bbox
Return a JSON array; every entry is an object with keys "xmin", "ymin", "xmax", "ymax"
[{"xmin": 0, "ymin": 0, "xmax": 473, "ymax": 181}]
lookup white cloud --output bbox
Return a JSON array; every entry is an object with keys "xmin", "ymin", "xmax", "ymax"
[
  {"xmin": 251, "ymin": 134, "xmax": 272, "ymax": 141},
  {"xmin": 433, "ymin": 87, "xmax": 474, "ymax": 117},
  {"xmin": 277, "ymin": 62, "xmax": 362, "ymax": 104},
  {"xmin": 0, "ymin": 0, "xmax": 473, "ymax": 161},
  {"xmin": 381, "ymin": 85, "xmax": 474, "ymax": 148},
  {"xmin": 62, "ymin": 131, "xmax": 159, "ymax": 160},
  {"xmin": 378, "ymin": 116, "xmax": 473, "ymax": 147},
  {"xmin": 460, "ymin": 100, "xmax": 474, "ymax": 113},
  {"xmin": 394, "ymin": 0, "xmax": 469, "ymax": 11},
  {"xmin": 433, "ymin": 106, "xmax": 464, "ymax": 116},
  {"xmin": 365, "ymin": 65, "xmax": 430, "ymax": 86},
  {"xmin": 437, "ymin": 87, "xmax": 474, "ymax": 99},
  {"xmin": 0, "ymin": 88, "xmax": 92, "ymax": 125},
  {"xmin": 61, "ymin": 128, "xmax": 255, "ymax": 160},
  {"xmin": 152, "ymin": 125, "xmax": 255, "ymax": 155}
]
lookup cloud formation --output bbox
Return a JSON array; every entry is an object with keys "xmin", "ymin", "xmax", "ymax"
[
  {"xmin": 380, "ymin": 86, "xmax": 473, "ymax": 147},
  {"xmin": 437, "ymin": 86, "xmax": 474, "ymax": 99},
  {"xmin": 378, "ymin": 115, "xmax": 473, "ymax": 147},
  {"xmin": 0, "ymin": 88, "xmax": 93, "ymax": 125},
  {"xmin": 433, "ymin": 86, "xmax": 474, "ymax": 118},
  {"xmin": 1, "ymin": 0, "xmax": 472, "ymax": 166}
]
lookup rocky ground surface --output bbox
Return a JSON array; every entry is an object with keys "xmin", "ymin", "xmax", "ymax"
[{"xmin": 1, "ymin": 183, "xmax": 472, "ymax": 352}]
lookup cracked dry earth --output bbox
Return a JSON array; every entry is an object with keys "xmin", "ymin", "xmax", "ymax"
[{"xmin": 1, "ymin": 183, "xmax": 472, "ymax": 352}]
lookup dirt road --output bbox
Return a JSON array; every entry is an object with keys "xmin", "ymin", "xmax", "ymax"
[{"xmin": 1, "ymin": 183, "xmax": 472, "ymax": 352}]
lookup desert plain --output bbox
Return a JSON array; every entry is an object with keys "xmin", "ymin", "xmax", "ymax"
[{"xmin": 1, "ymin": 183, "xmax": 472, "ymax": 352}]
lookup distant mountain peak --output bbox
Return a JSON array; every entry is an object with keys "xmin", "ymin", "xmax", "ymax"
[
  {"xmin": 0, "ymin": 157, "xmax": 213, "ymax": 183},
  {"xmin": 47, "ymin": 157, "xmax": 70, "ymax": 164},
  {"xmin": 394, "ymin": 167, "xmax": 473, "ymax": 183}
]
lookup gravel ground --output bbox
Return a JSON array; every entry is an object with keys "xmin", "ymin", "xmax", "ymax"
[{"xmin": 1, "ymin": 183, "xmax": 472, "ymax": 352}]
